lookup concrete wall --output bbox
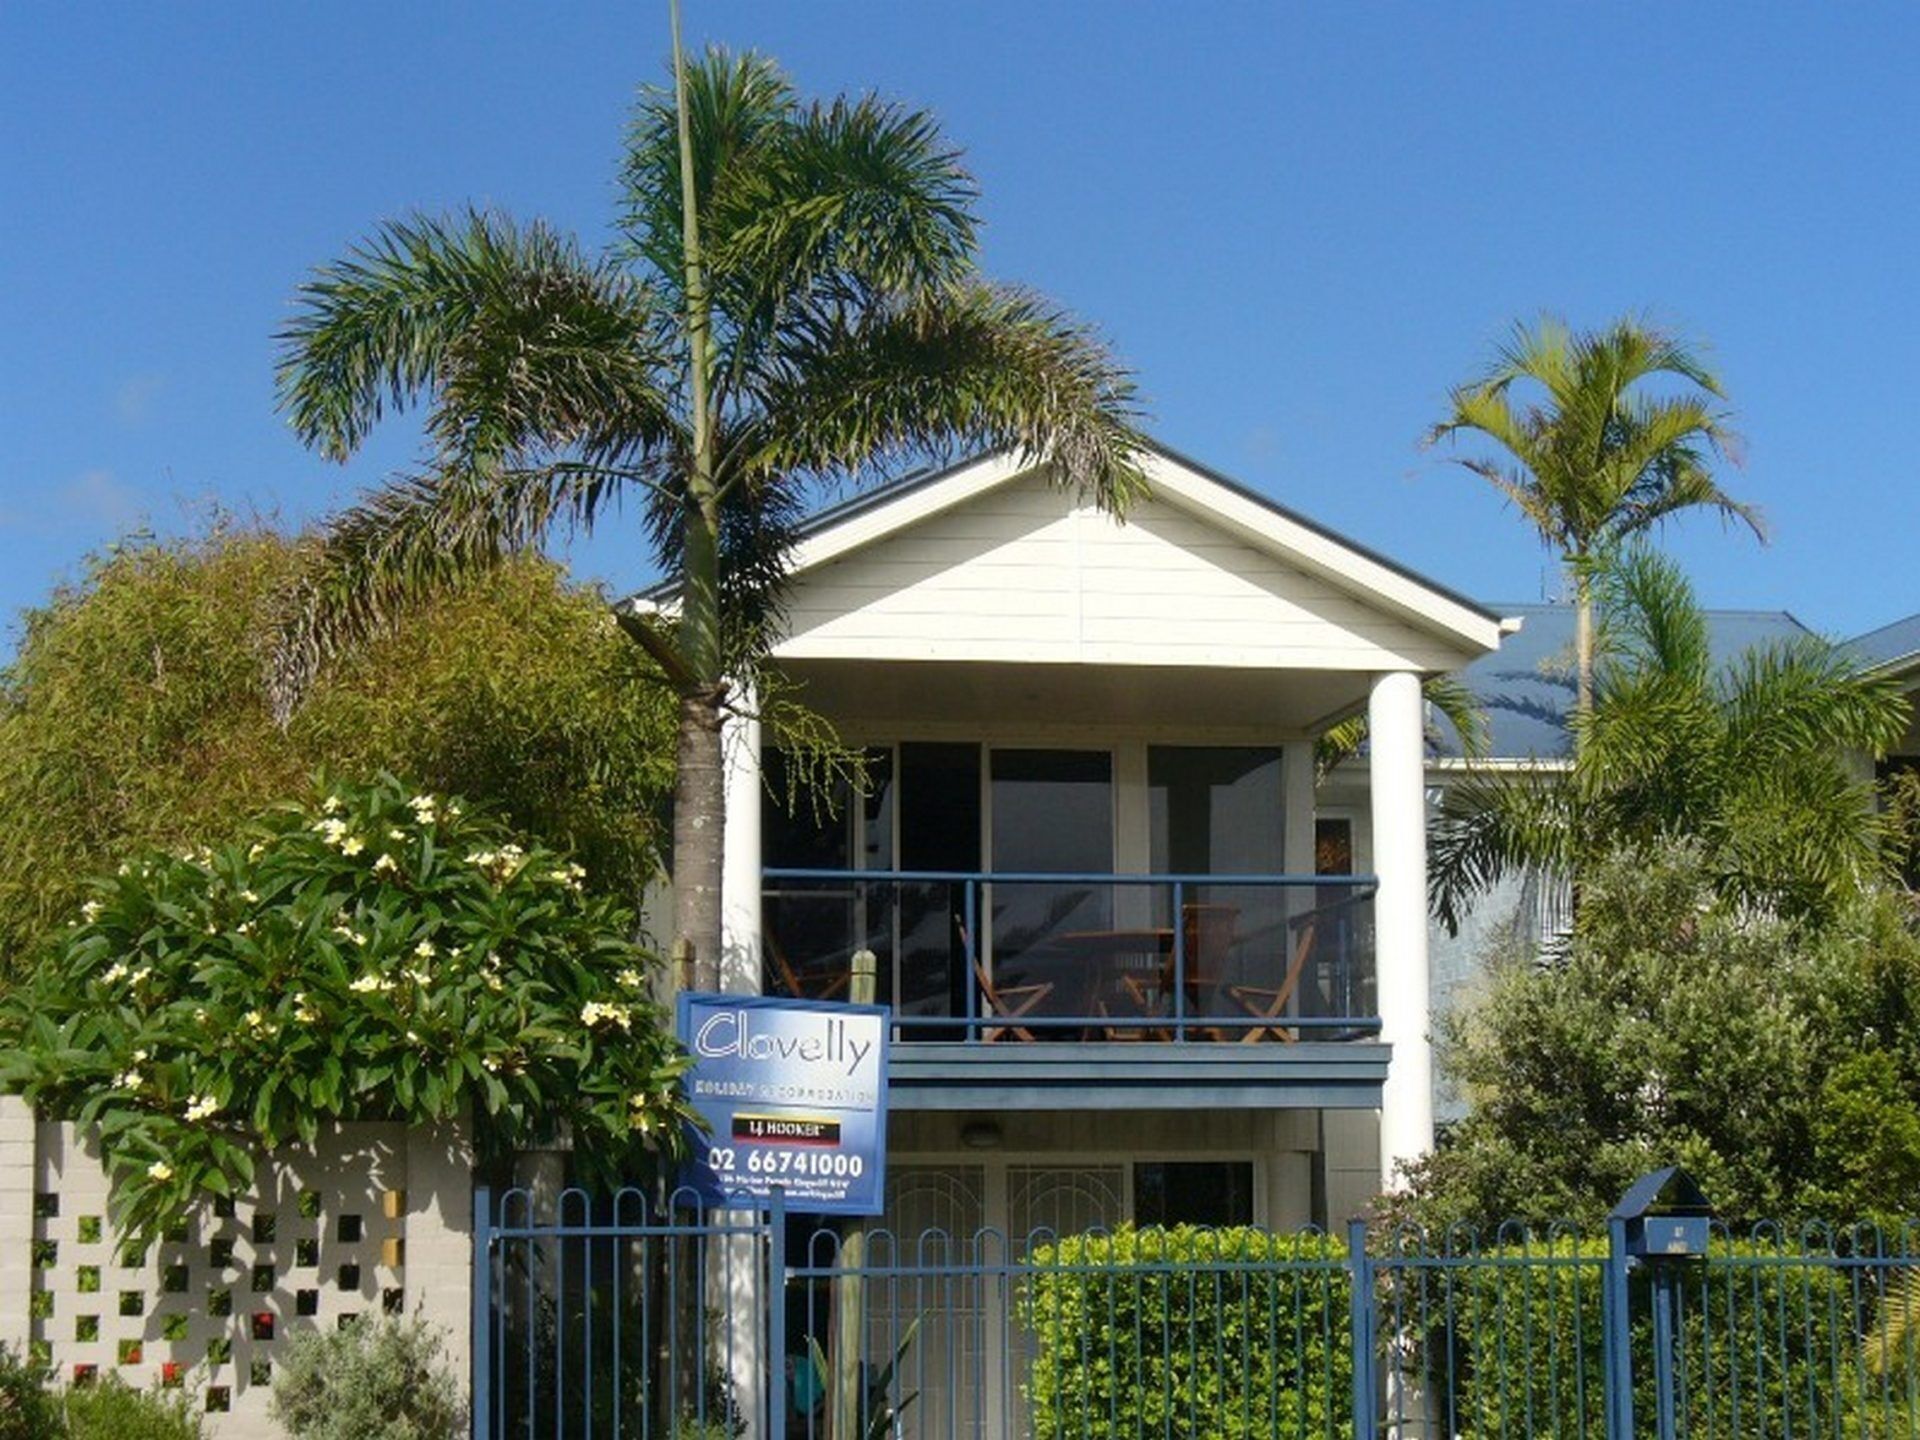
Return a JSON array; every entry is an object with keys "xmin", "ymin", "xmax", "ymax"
[{"xmin": 0, "ymin": 1098, "xmax": 471, "ymax": 1438}]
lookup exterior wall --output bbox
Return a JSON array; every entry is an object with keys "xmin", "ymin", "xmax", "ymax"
[
  {"xmin": 1, "ymin": 1098, "xmax": 471, "ymax": 1439},
  {"xmin": 778, "ymin": 474, "xmax": 1466, "ymax": 673},
  {"xmin": 888, "ymin": 1108, "xmax": 1346, "ymax": 1232},
  {"xmin": 1319, "ymin": 1109, "xmax": 1382, "ymax": 1225}
]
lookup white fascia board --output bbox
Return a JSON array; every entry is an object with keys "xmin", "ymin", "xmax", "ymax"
[
  {"xmin": 783, "ymin": 451, "xmax": 1031, "ymax": 574},
  {"xmin": 1426, "ymin": 757, "xmax": 1574, "ymax": 775},
  {"xmin": 1137, "ymin": 450, "xmax": 1508, "ymax": 659}
]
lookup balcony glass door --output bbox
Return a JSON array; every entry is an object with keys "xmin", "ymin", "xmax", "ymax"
[
  {"xmin": 1148, "ymin": 747, "xmax": 1284, "ymax": 1028},
  {"xmin": 987, "ymin": 749, "xmax": 1113, "ymax": 1029}
]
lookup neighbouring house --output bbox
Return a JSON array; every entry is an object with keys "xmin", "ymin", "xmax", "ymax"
[
  {"xmin": 641, "ymin": 440, "xmax": 1517, "ymax": 1248},
  {"xmin": 1852, "ymin": 612, "xmax": 1920, "ymax": 764},
  {"xmin": 1404, "ymin": 603, "xmax": 1920, "ymax": 1120}
]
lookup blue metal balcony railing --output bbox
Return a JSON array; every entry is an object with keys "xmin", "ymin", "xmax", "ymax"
[{"xmin": 760, "ymin": 868, "xmax": 1380, "ymax": 1043}]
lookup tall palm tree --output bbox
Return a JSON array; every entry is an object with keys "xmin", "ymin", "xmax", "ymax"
[
  {"xmin": 271, "ymin": 48, "xmax": 1146, "ymax": 988},
  {"xmin": 1428, "ymin": 547, "xmax": 1911, "ymax": 933},
  {"xmin": 1428, "ymin": 316, "xmax": 1760, "ymax": 728}
]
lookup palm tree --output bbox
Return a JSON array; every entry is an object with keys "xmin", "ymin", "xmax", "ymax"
[
  {"xmin": 1428, "ymin": 547, "xmax": 1911, "ymax": 934},
  {"xmin": 271, "ymin": 47, "xmax": 1146, "ymax": 988},
  {"xmin": 1428, "ymin": 316, "xmax": 1760, "ymax": 727}
]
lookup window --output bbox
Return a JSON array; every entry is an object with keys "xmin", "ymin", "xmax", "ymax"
[
  {"xmin": 1314, "ymin": 817, "xmax": 1354, "ymax": 876},
  {"xmin": 761, "ymin": 749, "xmax": 894, "ymax": 1003},
  {"xmin": 988, "ymin": 750, "xmax": 1113, "ymax": 983},
  {"xmin": 1132, "ymin": 1161, "xmax": 1255, "ymax": 1227},
  {"xmin": 1147, "ymin": 747, "xmax": 1283, "ymax": 875}
]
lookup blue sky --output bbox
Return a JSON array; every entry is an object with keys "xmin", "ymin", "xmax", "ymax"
[{"xmin": 2, "ymin": 4, "xmax": 1915, "ymax": 654}]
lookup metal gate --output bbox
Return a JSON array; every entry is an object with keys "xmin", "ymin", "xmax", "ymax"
[
  {"xmin": 472, "ymin": 1185, "xmax": 785, "ymax": 1440},
  {"xmin": 475, "ymin": 1181, "xmax": 1918, "ymax": 1440}
]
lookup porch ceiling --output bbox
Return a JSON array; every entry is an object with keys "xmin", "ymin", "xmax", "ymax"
[{"xmin": 781, "ymin": 657, "xmax": 1369, "ymax": 734}]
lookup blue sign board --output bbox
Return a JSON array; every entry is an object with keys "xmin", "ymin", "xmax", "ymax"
[{"xmin": 675, "ymin": 992, "xmax": 889, "ymax": 1215}]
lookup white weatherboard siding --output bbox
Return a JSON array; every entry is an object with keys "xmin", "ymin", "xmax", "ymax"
[{"xmin": 776, "ymin": 473, "xmax": 1470, "ymax": 673}]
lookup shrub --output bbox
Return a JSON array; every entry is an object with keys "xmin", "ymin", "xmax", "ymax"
[
  {"xmin": 0, "ymin": 773, "xmax": 695, "ymax": 1232},
  {"xmin": 60, "ymin": 1377, "xmax": 201, "ymax": 1440},
  {"xmin": 0, "ymin": 528, "xmax": 676, "ymax": 981},
  {"xmin": 1417, "ymin": 1236, "xmax": 1920, "ymax": 1439},
  {"xmin": 0, "ymin": 1346, "xmax": 59, "ymax": 1440},
  {"xmin": 1019, "ymin": 1227, "xmax": 1350, "ymax": 1440},
  {"xmin": 270, "ymin": 1316, "xmax": 464, "ymax": 1440}
]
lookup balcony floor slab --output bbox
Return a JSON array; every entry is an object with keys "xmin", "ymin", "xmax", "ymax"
[{"xmin": 886, "ymin": 1040, "xmax": 1390, "ymax": 1111}]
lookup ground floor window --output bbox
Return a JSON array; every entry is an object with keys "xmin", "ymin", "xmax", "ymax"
[{"xmin": 1132, "ymin": 1160, "xmax": 1255, "ymax": 1227}]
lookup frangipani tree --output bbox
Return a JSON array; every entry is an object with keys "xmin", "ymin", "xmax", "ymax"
[
  {"xmin": 273, "ymin": 46, "xmax": 1146, "ymax": 988},
  {"xmin": 1429, "ymin": 316, "xmax": 1759, "ymax": 727}
]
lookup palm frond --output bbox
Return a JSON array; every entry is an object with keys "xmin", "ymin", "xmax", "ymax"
[
  {"xmin": 1429, "ymin": 769, "xmax": 1578, "ymax": 936},
  {"xmin": 277, "ymin": 210, "xmax": 674, "ymax": 466},
  {"xmin": 1429, "ymin": 315, "xmax": 1750, "ymax": 565},
  {"xmin": 710, "ymin": 91, "xmax": 979, "ymax": 369},
  {"xmin": 1315, "ymin": 673, "xmax": 1490, "ymax": 779},
  {"xmin": 749, "ymin": 280, "xmax": 1147, "ymax": 511},
  {"xmin": 619, "ymin": 46, "xmax": 797, "ymax": 299},
  {"xmin": 1594, "ymin": 547, "xmax": 1711, "ymax": 685},
  {"xmin": 269, "ymin": 456, "xmax": 667, "ymax": 723}
]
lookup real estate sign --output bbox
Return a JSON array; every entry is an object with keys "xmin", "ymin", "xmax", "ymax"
[{"xmin": 675, "ymin": 992, "xmax": 889, "ymax": 1215}]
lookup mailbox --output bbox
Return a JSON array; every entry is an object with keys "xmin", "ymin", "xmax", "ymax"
[{"xmin": 1611, "ymin": 1166, "xmax": 1714, "ymax": 1259}]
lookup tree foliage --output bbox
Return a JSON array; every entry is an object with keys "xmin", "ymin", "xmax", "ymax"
[
  {"xmin": 1396, "ymin": 849, "xmax": 1920, "ymax": 1229},
  {"xmin": 272, "ymin": 46, "xmax": 1148, "ymax": 985},
  {"xmin": 1429, "ymin": 315, "xmax": 1757, "ymax": 716},
  {"xmin": 0, "ymin": 774, "xmax": 693, "ymax": 1235},
  {"xmin": 0, "ymin": 523, "xmax": 675, "ymax": 979},
  {"xmin": 1429, "ymin": 547, "xmax": 1911, "ymax": 932}
]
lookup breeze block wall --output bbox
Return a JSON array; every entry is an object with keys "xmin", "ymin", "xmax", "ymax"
[{"xmin": 0, "ymin": 1097, "xmax": 472, "ymax": 1438}]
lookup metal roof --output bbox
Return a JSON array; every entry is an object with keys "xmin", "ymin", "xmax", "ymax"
[
  {"xmin": 1434, "ymin": 602, "xmax": 1818, "ymax": 761},
  {"xmin": 1846, "ymin": 612, "xmax": 1920, "ymax": 675}
]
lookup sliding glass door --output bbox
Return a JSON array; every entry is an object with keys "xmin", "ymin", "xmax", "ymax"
[{"xmin": 986, "ymin": 750, "xmax": 1113, "ymax": 1022}]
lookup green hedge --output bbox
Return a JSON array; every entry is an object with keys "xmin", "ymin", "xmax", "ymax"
[
  {"xmin": 1416, "ymin": 1238, "xmax": 1920, "ymax": 1440},
  {"xmin": 1019, "ymin": 1227, "xmax": 1351, "ymax": 1440}
]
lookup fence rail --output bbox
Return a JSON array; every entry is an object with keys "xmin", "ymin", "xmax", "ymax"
[
  {"xmin": 761, "ymin": 869, "xmax": 1379, "ymax": 1044},
  {"xmin": 474, "ymin": 1190, "xmax": 1920, "ymax": 1440}
]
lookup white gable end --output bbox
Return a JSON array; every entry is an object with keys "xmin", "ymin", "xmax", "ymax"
[{"xmin": 775, "ymin": 470, "xmax": 1473, "ymax": 672}]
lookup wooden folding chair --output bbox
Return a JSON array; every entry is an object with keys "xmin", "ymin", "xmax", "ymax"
[
  {"xmin": 1225, "ymin": 917, "xmax": 1316, "ymax": 1043},
  {"xmin": 969, "ymin": 955, "xmax": 1053, "ymax": 1043},
  {"xmin": 766, "ymin": 931, "xmax": 852, "ymax": 1002}
]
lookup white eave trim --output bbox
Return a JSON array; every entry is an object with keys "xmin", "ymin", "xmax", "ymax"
[
  {"xmin": 784, "ymin": 451, "xmax": 1030, "ymax": 573},
  {"xmin": 1136, "ymin": 451, "xmax": 1506, "ymax": 656},
  {"xmin": 782, "ymin": 444, "xmax": 1511, "ymax": 661}
]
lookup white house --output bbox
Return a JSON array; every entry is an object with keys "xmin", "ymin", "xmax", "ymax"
[{"xmin": 672, "ymin": 440, "xmax": 1515, "ymax": 1241}]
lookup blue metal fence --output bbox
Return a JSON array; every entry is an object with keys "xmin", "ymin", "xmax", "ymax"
[{"xmin": 474, "ymin": 1191, "xmax": 1920, "ymax": 1440}]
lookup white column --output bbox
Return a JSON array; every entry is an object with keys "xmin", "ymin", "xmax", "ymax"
[
  {"xmin": 1368, "ymin": 670, "xmax": 1433, "ymax": 1188},
  {"xmin": 719, "ymin": 693, "xmax": 764, "ymax": 997},
  {"xmin": 1282, "ymin": 741, "xmax": 1317, "ymax": 877}
]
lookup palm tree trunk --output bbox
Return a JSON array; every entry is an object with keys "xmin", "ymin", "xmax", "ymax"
[
  {"xmin": 1573, "ymin": 561, "xmax": 1593, "ymax": 747},
  {"xmin": 668, "ymin": 0, "xmax": 727, "ymax": 991},
  {"xmin": 672, "ymin": 686, "xmax": 727, "ymax": 992}
]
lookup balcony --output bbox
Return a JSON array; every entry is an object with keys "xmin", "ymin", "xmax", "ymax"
[{"xmin": 761, "ymin": 869, "xmax": 1378, "ymax": 1046}]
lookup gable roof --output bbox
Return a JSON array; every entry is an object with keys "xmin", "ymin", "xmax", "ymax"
[{"xmin": 770, "ymin": 440, "xmax": 1510, "ymax": 660}]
